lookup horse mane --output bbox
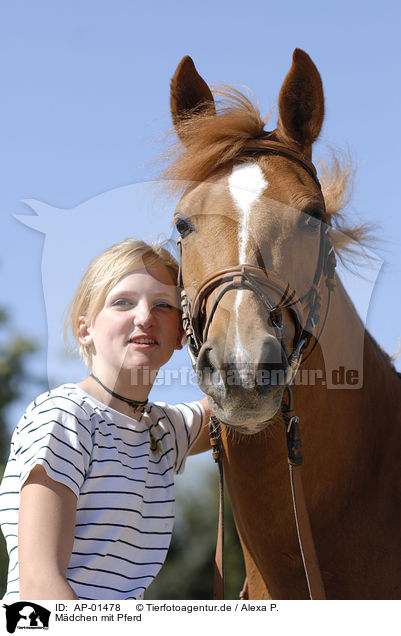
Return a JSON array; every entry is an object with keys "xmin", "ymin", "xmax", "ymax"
[
  {"xmin": 162, "ymin": 85, "xmax": 374, "ymax": 259},
  {"xmin": 163, "ymin": 85, "xmax": 267, "ymax": 186}
]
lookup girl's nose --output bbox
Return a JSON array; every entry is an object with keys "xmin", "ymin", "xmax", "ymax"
[{"xmin": 133, "ymin": 300, "xmax": 154, "ymax": 328}]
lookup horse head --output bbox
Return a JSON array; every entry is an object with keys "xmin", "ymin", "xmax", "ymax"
[{"xmin": 169, "ymin": 49, "xmax": 332, "ymax": 434}]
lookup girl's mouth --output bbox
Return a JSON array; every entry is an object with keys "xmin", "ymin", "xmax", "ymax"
[{"xmin": 128, "ymin": 336, "xmax": 158, "ymax": 346}]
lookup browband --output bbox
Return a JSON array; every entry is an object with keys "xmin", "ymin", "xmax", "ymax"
[{"xmin": 243, "ymin": 138, "xmax": 320, "ymax": 189}]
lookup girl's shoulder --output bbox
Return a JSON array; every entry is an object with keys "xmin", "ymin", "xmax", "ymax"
[
  {"xmin": 149, "ymin": 400, "xmax": 204, "ymax": 419},
  {"xmin": 22, "ymin": 383, "xmax": 96, "ymax": 423},
  {"xmin": 146, "ymin": 400, "xmax": 205, "ymax": 433},
  {"xmin": 11, "ymin": 384, "xmax": 94, "ymax": 495}
]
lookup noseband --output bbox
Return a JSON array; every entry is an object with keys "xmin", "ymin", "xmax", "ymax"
[{"xmin": 177, "ymin": 139, "xmax": 336, "ymax": 600}]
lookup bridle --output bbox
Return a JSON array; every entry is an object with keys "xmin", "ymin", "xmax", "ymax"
[
  {"xmin": 176, "ymin": 138, "xmax": 336, "ymax": 600},
  {"xmin": 178, "ymin": 139, "xmax": 336, "ymax": 372}
]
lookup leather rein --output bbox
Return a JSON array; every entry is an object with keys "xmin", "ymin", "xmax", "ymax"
[{"xmin": 177, "ymin": 139, "xmax": 336, "ymax": 600}]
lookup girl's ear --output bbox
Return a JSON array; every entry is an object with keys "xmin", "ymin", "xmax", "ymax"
[{"xmin": 77, "ymin": 316, "xmax": 93, "ymax": 346}]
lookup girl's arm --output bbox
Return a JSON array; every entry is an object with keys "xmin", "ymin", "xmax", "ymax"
[{"xmin": 18, "ymin": 464, "xmax": 78, "ymax": 599}]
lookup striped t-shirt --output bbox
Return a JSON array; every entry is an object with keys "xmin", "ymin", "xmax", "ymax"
[{"xmin": 0, "ymin": 383, "xmax": 204, "ymax": 600}]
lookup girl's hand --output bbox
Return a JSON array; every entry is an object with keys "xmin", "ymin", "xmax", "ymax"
[{"xmin": 189, "ymin": 397, "xmax": 213, "ymax": 455}]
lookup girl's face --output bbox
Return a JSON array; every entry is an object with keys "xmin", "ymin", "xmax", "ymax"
[{"xmin": 81, "ymin": 264, "xmax": 182, "ymax": 381}]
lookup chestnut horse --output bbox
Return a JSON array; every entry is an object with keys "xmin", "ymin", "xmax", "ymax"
[{"xmin": 165, "ymin": 49, "xmax": 401, "ymax": 599}]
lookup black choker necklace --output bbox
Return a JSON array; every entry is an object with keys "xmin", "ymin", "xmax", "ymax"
[{"xmin": 90, "ymin": 373, "xmax": 148, "ymax": 414}]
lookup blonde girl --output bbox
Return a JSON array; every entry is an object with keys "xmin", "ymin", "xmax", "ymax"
[{"xmin": 0, "ymin": 238, "xmax": 210, "ymax": 600}]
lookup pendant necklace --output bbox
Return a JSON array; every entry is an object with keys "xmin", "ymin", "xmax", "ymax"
[
  {"xmin": 90, "ymin": 373, "xmax": 160, "ymax": 453},
  {"xmin": 90, "ymin": 373, "xmax": 148, "ymax": 414}
]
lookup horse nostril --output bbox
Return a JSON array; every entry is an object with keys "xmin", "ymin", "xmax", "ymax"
[
  {"xmin": 197, "ymin": 346, "xmax": 214, "ymax": 372},
  {"xmin": 259, "ymin": 335, "xmax": 287, "ymax": 366},
  {"xmin": 196, "ymin": 346, "xmax": 217, "ymax": 387},
  {"xmin": 197, "ymin": 344, "xmax": 226, "ymax": 396}
]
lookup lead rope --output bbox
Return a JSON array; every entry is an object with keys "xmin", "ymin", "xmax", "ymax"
[
  {"xmin": 282, "ymin": 386, "xmax": 326, "ymax": 600},
  {"xmin": 209, "ymin": 415, "xmax": 225, "ymax": 599},
  {"xmin": 209, "ymin": 390, "xmax": 326, "ymax": 600}
]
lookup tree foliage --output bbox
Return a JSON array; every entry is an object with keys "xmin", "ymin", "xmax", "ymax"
[
  {"xmin": 0, "ymin": 307, "xmax": 38, "ymax": 595},
  {"xmin": 0, "ymin": 308, "xmax": 38, "ymax": 463}
]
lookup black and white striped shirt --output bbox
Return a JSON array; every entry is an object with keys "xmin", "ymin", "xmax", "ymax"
[{"xmin": 0, "ymin": 384, "xmax": 204, "ymax": 600}]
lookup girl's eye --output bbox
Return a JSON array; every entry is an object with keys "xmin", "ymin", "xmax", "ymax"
[
  {"xmin": 112, "ymin": 299, "xmax": 131, "ymax": 307},
  {"xmin": 154, "ymin": 301, "xmax": 174, "ymax": 310},
  {"xmin": 176, "ymin": 218, "xmax": 192, "ymax": 238}
]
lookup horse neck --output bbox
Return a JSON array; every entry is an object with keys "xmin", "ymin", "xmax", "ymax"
[
  {"xmin": 224, "ymin": 276, "xmax": 401, "ymax": 599},
  {"xmin": 298, "ymin": 274, "xmax": 401, "ymax": 423},
  {"xmin": 224, "ymin": 275, "xmax": 401, "ymax": 490},
  {"xmin": 290, "ymin": 275, "xmax": 401, "ymax": 508}
]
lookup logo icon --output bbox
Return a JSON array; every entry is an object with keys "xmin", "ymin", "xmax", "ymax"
[{"xmin": 3, "ymin": 602, "xmax": 51, "ymax": 633}]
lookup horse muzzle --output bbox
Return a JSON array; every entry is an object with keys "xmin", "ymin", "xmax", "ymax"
[{"xmin": 196, "ymin": 335, "xmax": 290, "ymax": 432}]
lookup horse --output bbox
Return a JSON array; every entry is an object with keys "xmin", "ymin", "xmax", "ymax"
[{"xmin": 164, "ymin": 49, "xmax": 401, "ymax": 599}]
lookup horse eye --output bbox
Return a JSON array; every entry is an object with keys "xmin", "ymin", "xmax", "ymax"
[
  {"xmin": 176, "ymin": 218, "xmax": 192, "ymax": 238},
  {"xmin": 302, "ymin": 213, "xmax": 321, "ymax": 232}
]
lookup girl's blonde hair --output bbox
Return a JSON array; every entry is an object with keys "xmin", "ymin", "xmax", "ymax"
[{"xmin": 64, "ymin": 238, "xmax": 179, "ymax": 367}]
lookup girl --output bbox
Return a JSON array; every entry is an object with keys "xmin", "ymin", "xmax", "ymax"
[{"xmin": 0, "ymin": 238, "xmax": 211, "ymax": 600}]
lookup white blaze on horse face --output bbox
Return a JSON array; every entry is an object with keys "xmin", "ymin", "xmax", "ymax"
[
  {"xmin": 228, "ymin": 162, "xmax": 268, "ymax": 364},
  {"xmin": 228, "ymin": 162, "xmax": 268, "ymax": 261}
]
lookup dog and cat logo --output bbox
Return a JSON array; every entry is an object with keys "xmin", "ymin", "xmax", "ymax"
[{"xmin": 3, "ymin": 602, "xmax": 50, "ymax": 633}]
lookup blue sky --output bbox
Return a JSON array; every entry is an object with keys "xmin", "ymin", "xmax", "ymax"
[{"xmin": 1, "ymin": 0, "xmax": 400, "ymax": 434}]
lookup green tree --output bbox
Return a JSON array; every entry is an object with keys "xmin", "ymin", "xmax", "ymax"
[
  {"xmin": 0, "ymin": 309, "xmax": 38, "ymax": 461},
  {"xmin": 0, "ymin": 307, "xmax": 38, "ymax": 596}
]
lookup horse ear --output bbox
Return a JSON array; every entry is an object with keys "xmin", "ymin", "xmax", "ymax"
[
  {"xmin": 170, "ymin": 56, "xmax": 216, "ymax": 144},
  {"xmin": 277, "ymin": 49, "xmax": 324, "ymax": 156}
]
